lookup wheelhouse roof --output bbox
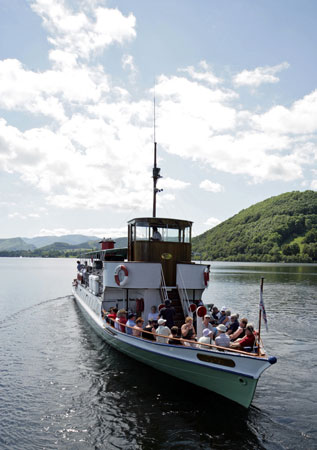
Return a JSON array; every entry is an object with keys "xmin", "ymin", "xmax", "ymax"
[{"xmin": 128, "ymin": 217, "xmax": 193, "ymax": 229}]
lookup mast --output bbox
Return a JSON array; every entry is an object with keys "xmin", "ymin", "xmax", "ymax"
[{"xmin": 152, "ymin": 92, "xmax": 162, "ymax": 217}]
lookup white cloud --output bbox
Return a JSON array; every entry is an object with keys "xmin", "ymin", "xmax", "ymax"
[
  {"xmin": 204, "ymin": 217, "xmax": 221, "ymax": 228},
  {"xmin": 122, "ymin": 54, "xmax": 138, "ymax": 82},
  {"xmin": 179, "ymin": 60, "xmax": 222, "ymax": 86},
  {"xmin": 31, "ymin": 0, "xmax": 136, "ymax": 60},
  {"xmin": 311, "ymin": 180, "xmax": 317, "ymax": 190},
  {"xmin": 253, "ymin": 90, "xmax": 317, "ymax": 134},
  {"xmin": 199, "ymin": 179, "xmax": 224, "ymax": 193},
  {"xmin": 8, "ymin": 212, "xmax": 40, "ymax": 219},
  {"xmin": 233, "ymin": 62, "xmax": 290, "ymax": 87}
]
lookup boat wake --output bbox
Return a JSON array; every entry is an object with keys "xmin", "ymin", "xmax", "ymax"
[{"xmin": 0, "ymin": 295, "xmax": 73, "ymax": 327}]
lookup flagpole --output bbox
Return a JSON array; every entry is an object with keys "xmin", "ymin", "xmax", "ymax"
[{"xmin": 258, "ymin": 277, "xmax": 264, "ymax": 356}]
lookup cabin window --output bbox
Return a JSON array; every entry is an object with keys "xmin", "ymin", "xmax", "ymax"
[
  {"xmin": 135, "ymin": 222, "xmax": 150, "ymax": 240},
  {"xmin": 184, "ymin": 226, "xmax": 190, "ymax": 243}
]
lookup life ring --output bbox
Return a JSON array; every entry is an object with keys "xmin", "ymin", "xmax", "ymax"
[
  {"xmin": 203, "ymin": 268, "xmax": 210, "ymax": 286},
  {"xmin": 189, "ymin": 303, "xmax": 197, "ymax": 313},
  {"xmin": 197, "ymin": 305, "xmax": 207, "ymax": 317},
  {"xmin": 114, "ymin": 264, "xmax": 129, "ymax": 286}
]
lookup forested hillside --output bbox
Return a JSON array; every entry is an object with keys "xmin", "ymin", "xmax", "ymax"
[{"xmin": 192, "ymin": 191, "xmax": 317, "ymax": 262}]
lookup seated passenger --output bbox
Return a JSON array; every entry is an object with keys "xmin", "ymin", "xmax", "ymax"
[
  {"xmin": 115, "ymin": 309, "xmax": 127, "ymax": 332},
  {"xmin": 168, "ymin": 326, "xmax": 183, "ymax": 345},
  {"xmin": 142, "ymin": 319, "xmax": 156, "ymax": 340},
  {"xmin": 126, "ymin": 313, "xmax": 137, "ymax": 335},
  {"xmin": 155, "ymin": 318, "xmax": 171, "ymax": 344},
  {"xmin": 211, "ymin": 306, "xmax": 221, "ymax": 322},
  {"xmin": 230, "ymin": 324, "xmax": 255, "ymax": 350},
  {"xmin": 133, "ymin": 317, "xmax": 144, "ymax": 337},
  {"xmin": 218, "ymin": 306, "xmax": 229, "ymax": 326},
  {"xmin": 226, "ymin": 313, "xmax": 239, "ymax": 335},
  {"xmin": 215, "ymin": 324, "xmax": 230, "ymax": 348},
  {"xmin": 107, "ymin": 307, "xmax": 118, "ymax": 326},
  {"xmin": 148, "ymin": 305, "xmax": 159, "ymax": 323},
  {"xmin": 230, "ymin": 318, "xmax": 248, "ymax": 341},
  {"xmin": 181, "ymin": 317, "xmax": 196, "ymax": 343},
  {"xmin": 198, "ymin": 328, "xmax": 213, "ymax": 349},
  {"xmin": 210, "ymin": 319, "xmax": 218, "ymax": 339},
  {"xmin": 201, "ymin": 314, "xmax": 213, "ymax": 334}
]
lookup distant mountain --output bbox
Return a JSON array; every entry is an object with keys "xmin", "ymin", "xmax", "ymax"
[
  {"xmin": 0, "ymin": 238, "xmax": 35, "ymax": 251},
  {"xmin": 192, "ymin": 190, "xmax": 317, "ymax": 263},
  {"xmin": 22, "ymin": 234, "xmax": 101, "ymax": 249}
]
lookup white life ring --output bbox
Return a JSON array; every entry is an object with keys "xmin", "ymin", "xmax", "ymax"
[
  {"xmin": 203, "ymin": 268, "xmax": 210, "ymax": 286},
  {"xmin": 114, "ymin": 264, "xmax": 129, "ymax": 286}
]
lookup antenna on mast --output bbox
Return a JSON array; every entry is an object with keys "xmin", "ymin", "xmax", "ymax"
[{"xmin": 152, "ymin": 85, "xmax": 163, "ymax": 218}]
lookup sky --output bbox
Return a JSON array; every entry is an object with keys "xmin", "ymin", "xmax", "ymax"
[{"xmin": 1, "ymin": 0, "xmax": 317, "ymax": 239}]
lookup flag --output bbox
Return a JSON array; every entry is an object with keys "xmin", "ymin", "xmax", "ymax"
[{"xmin": 259, "ymin": 282, "xmax": 268, "ymax": 331}]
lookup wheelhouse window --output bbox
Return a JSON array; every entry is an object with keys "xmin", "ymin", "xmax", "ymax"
[{"xmin": 133, "ymin": 221, "xmax": 191, "ymax": 243}]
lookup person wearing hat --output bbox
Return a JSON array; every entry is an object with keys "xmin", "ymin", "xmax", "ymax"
[
  {"xmin": 155, "ymin": 318, "xmax": 171, "ymax": 344},
  {"xmin": 126, "ymin": 312, "xmax": 137, "ymax": 335},
  {"xmin": 198, "ymin": 328, "xmax": 213, "ymax": 349},
  {"xmin": 133, "ymin": 317, "xmax": 145, "ymax": 337},
  {"xmin": 215, "ymin": 324, "xmax": 230, "ymax": 348},
  {"xmin": 230, "ymin": 324, "xmax": 255, "ymax": 350},
  {"xmin": 218, "ymin": 306, "xmax": 228, "ymax": 325}
]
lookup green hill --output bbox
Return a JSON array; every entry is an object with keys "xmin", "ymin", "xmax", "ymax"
[
  {"xmin": 0, "ymin": 238, "xmax": 35, "ymax": 251},
  {"xmin": 192, "ymin": 190, "xmax": 317, "ymax": 262}
]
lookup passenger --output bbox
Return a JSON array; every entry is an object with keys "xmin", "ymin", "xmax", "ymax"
[
  {"xmin": 168, "ymin": 326, "xmax": 183, "ymax": 345},
  {"xmin": 159, "ymin": 299, "xmax": 176, "ymax": 329},
  {"xmin": 212, "ymin": 306, "xmax": 221, "ymax": 322},
  {"xmin": 230, "ymin": 318, "xmax": 248, "ymax": 341},
  {"xmin": 198, "ymin": 328, "xmax": 213, "ymax": 349},
  {"xmin": 210, "ymin": 319, "xmax": 218, "ymax": 339},
  {"xmin": 133, "ymin": 317, "xmax": 145, "ymax": 337},
  {"xmin": 148, "ymin": 305, "xmax": 159, "ymax": 323},
  {"xmin": 218, "ymin": 306, "xmax": 229, "ymax": 326},
  {"xmin": 142, "ymin": 319, "xmax": 156, "ymax": 341},
  {"xmin": 76, "ymin": 260, "xmax": 82, "ymax": 271},
  {"xmin": 126, "ymin": 313, "xmax": 137, "ymax": 335},
  {"xmin": 181, "ymin": 316, "xmax": 196, "ymax": 343},
  {"xmin": 156, "ymin": 318, "xmax": 171, "ymax": 344},
  {"xmin": 107, "ymin": 307, "xmax": 118, "ymax": 326},
  {"xmin": 230, "ymin": 324, "xmax": 255, "ymax": 351},
  {"xmin": 224, "ymin": 309, "xmax": 231, "ymax": 328},
  {"xmin": 115, "ymin": 309, "xmax": 127, "ymax": 332},
  {"xmin": 202, "ymin": 314, "xmax": 213, "ymax": 333},
  {"xmin": 226, "ymin": 313, "xmax": 239, "ymax": 335},
  {"xmin": 152, "ymin": 226, "xmax": 162, "ymax": 240},
  {"xmin": 215, "ymin": 324, "xmax": 230, "ymax": 348}
]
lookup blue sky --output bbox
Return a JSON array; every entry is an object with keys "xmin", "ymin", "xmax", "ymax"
[{"xmin": 0, "ymin": 0, "xmax": 317, "ymax": 239}]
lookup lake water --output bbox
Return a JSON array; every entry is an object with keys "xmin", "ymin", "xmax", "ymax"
[{"xmin": 0, "ymin": 258, "xmax": 316, "ymax": 449}]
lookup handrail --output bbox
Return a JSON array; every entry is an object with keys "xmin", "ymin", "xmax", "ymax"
[
  {"xmin": 160, "ymin": 267, "xmax": 169, "ymax": 303},
  {"xmin": 176, "ymin": 266, "xmax": 192, "ymax": 318},
  {"xmin": 104, "ymin": 316, "xmax": 265, "ymax": 358}
]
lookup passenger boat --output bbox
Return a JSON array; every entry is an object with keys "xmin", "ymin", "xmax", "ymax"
[{"xmin": 72, "ymin": 141, "xmax": 277, "ymax": 408}]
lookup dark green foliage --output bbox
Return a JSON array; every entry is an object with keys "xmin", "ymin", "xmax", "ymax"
[{"xmin": 192, "ymin": 191, "xmax": 317, "ymax": 262}]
